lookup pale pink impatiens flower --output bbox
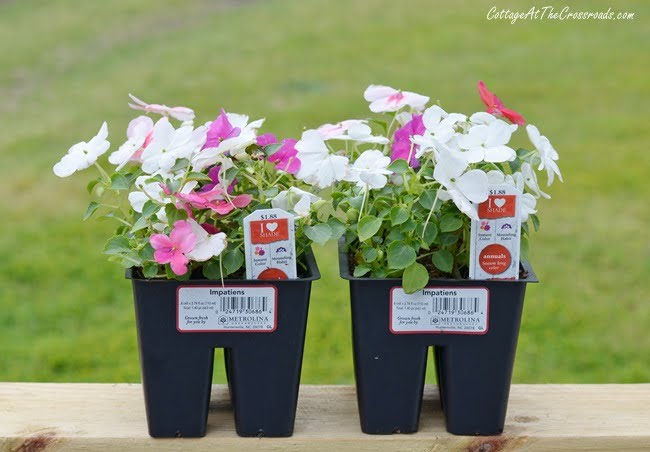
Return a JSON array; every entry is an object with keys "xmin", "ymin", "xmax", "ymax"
[
  {"xmin": 477, "ymin": 81, "xmax": 525, "ymax": 126},
  {"xmin": 256, "ymin": 133, "xmax": 278, "ymax": 146},
  {"xmin": 363, "ymin": 85, "xmax": 429, "ymax": 113},
  {"xmin": 150, "ymin": 220, "xmax": 196, "ymax": 275},
  {"xmin": 174, "ymin": 186, "xmax": 252, "ymax": 215},
  {"xmin": 128, "ymin": 94, "xmax": 195, "ymax": 122},
  {"xmin": 108, "ymin": 116, "xmax": 154, "ymax": 170}
]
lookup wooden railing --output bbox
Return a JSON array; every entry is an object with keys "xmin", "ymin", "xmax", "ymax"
[{"xmin": 1, "ymin": 383, "xmax": 649, "ymax": 451}]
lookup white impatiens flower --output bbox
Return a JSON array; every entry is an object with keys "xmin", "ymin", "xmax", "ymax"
[
  {"xmin": 223, "ymin": 113, "xmax": 265, "ymax": 159},
  {"xmin": 518, "ymin": 162, "xmax": 550, "ymax": 199},
  {"xmin": 346, "ymin": 150, "xmax": 392, "ymax": 189},
  {"xmin": 412, "ymin": 105, "xmax": 458, "ymax": 158},
  {"xmin": 54, "ymin": 122, "xmax": 110, "ymax": 178},
  {"xmin": 486, "ymin": 170, "xmax": 537, "ymax": 222},
  {"xmin": 526, "ymin": 124, "xmax": 563, "ymax": 186},
  {"xmin": 363, "ymin": 85, "xmax": 429, "ymax": 113},
  {"xmin": 141, "ymin": 118, "xmax": 207, "ymax": 174},
  {"xmin": 108, "ymin": 116, "xmax": 154, "ymax": 170},
  {"xmin": 271, "ymin": 187, "xmax": 320, "ymax": 219},
  {"xmin": 185, "ymin": 219, "xmax": 227, "ymax": 262},
  {"xmin": 433, "ymin": 149, "xmax": 489, "ymax": 220},
  {"xmin": 295, "ymin": 130, "xmax": 349, "ymax": 189},
  {"xmin": 457, "ymin": 119, "xmax": 517, "ymax": 163},
  {"xmin": 323, "ymin": 122, "xmax": 389, "ymax": 145},
  {"xmin": 128, "ymin": 174, "xmax": 197, "ymax": 213}
]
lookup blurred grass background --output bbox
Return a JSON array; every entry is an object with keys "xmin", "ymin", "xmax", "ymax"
[{"xmin": 1, "ymin": 0, "xmax": 648, "ymax": 384}]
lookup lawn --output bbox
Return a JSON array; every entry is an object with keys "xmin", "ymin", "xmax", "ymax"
[{"xmin": 1, "ymin": 0, "xmax": 648, "ymax": 384}]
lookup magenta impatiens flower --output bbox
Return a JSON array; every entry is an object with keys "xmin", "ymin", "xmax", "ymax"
[
  {"xmin": 268, "ymin": 138, "xmax": 301, "ymax": 174},
  {"xmin": 200, "ymin": 165, "xmax": 237, "ymax": 194},
  {"xmin": 150, "ymin": 220, "xmax": 196, "ymax": 275},
  {"xmin": 478, "ymin": 81, "xmax": 525, "ymax": 126},
  {"xmin": 256, "ymin": 133, "xmax": 278, "ymax": 146},
  {"xmin": 202, "ymin": 109, "xmax": 241, "ymax": 150},
  {"xmin": 391, "ymin": 114, "xmax": 425, "ymax": 168}
]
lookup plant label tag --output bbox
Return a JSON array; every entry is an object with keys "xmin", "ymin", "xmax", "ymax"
[
  {"xmin": 243, "ymin": 208, "xmax": 297, "ymax": 280},
  {"xmin": 469, "ymin": 184, "xmax": 521, "ymax": 280},
  {"xmin": 390, "ymin": 287, "xmax": 489, "ymax": 334},
  {"xmin": 177, "ymin": 286, "xmax": 277, "ymax": 332}
]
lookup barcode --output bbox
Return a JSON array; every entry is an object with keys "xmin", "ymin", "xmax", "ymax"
[
  {"xmin": 432, "ymin": 297, "xmax": 480, "ymax": 313},
  {"xmin": 220, "ymin": 296, "xmax": 268, "ymax": 311}
]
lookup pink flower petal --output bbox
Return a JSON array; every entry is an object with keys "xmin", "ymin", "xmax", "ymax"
[
  {"xmin": 256, "ymin": 133, "xmax": 278, "ymax": 146},
  {"xmin": 170, "ymin": 220, "xmax": 196, "ymax": 253},
  {"xmin": 150, "ymin": 234, "xmax": 172, "ymax": 251},
  {"xmin": 169, "ymin": 251, "xmax": 190, "ymax": 275},
  {"xmin": 231, "ymin": 194, "xmax": 252, "ymax": 208}
]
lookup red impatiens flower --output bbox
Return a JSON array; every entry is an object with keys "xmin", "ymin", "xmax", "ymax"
[{"xmin": 478, "ymin": 81, "xmax": 525, "ymax": 126}]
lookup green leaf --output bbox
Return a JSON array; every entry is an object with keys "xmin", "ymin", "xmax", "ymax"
[
  {"xmin": 263, "ymin": 143, "xmax": 283, "ymax": 157},
  {"xmin": 353, "ymin": 265, "xmax": 371, "ymax": 277},
  {"xmin": 170, "ymin": 158, "xmax": 190, "ymax": 171},
  {"xmin": 165, "ymin": 204, "xmax": 188, "ymax": 225},
  {"xmin": 223, "ymin": 249, "xmax": 244, "ymax": 275},
  {"xmin": 530, "ymin": 214, "xmax": 540, "ymax": 232},
  {"xmin": 357, "ymin": 216, "xmax": 382, "ymax": 242},
  {"xmin": 109, "ymin": 173, "xmax": 129, "ymax": 191},
  {"xmin": 142, "ymin": 262, "xmax": 159, "ymax": 279},
  {"xmin": 440, "ymin": 214, "xmax": 463, "ymax": 232},
  {"xmin": 304, "ymin": 223, "xmax": 332, "ymax": 245},
  {"xmin": 86, "ymin": 178, "xmax": 101, "ymax": 194},
  {"xmin": 131, "ymin": 215, "xmax": 149, "ymax": 233},
  {"xmin": 402, "ymin": 262, "xmax": 429, "ymax": 294},
  {"xmin": 141, "ymin": 200, "xmax": 160, "ymax": 219},
  {"xmin": 185, "ymin": 172, "xmax": 212, "ymax": 182},
  {"xmin": 202, "ymin": 260, "xmax": 223, "ymax": 280},
  {"xmin": 103, "ymin": 236, "xmax": 132, "ymax": 255},
  {"xmin": 327, "ymin": 218, "xmax": 346, "ymax": 241},
  {"xmin": 386, "ymin": 159, "xmax": 410, "ymax": 174},
  {"xmin": 418, "ymin": 189, "xmax": 439, "ymax": 210},
  {"xmin": 264, "ymin": 187, "xmax": 279, "ymax": 198},
  {"xmin": 139, "ymin": 243, "xmax": 155, "ymax": 261},
  {"xmin": 432, "ymin": 249, "xmax": 453, "ymax": 273},
  {"xmin": 399, "ymin": 220, "xmax": 417, "ymax": 233},
  {"xmin": 439, "ymin": 233, "xmax": 459, "ymax": 247},
  {"xmin": 361, "ymin": 246, "xmax": 379, "ymax": 263},
  {"xmin": 521, "ymin": 236, "xmax": 529, "ymax": 260},
  {"xmin": 509, "ymin": 158, "xmax": 522, "ymax": 173},
  {"xmin": 387, "ymin": 242, "xmax": 416, "ymax": 270},
  {"xmin": 390, "ymin": 206, "xmax": 409, "ymax": 226},
  {"xmin": 83, "ymin": 201, "xmax": 101, "ymax": 221},
  {"xmin": 371, "ymin": 269, "xmax": 387, "ymax": 278},
  {"xmin": 420, "ymin": 223, "xmax": 438, "ymax": 245}
]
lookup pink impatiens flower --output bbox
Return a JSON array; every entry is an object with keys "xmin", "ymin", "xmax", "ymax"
[
  {"xmin": 363, "ymin": 85, "xmax": 429, "ymax": 113},
  {"xmin": 267, "ymin": 138, "xmax": 301, "ymax": 174},
  {"xmin": 202, "ymin": 109, "xmax": 241, "ymax": 149},
  {"xmin": 128, "ymin": 94, "xmax": 195, "ymax": 122},
  {"xmin": 175, "ymin": 186, "xmax": 252, "ymax": 215},
  {"xmin": 477, "ymin": 81, "xmax": 525, "ymax": 126},
  {"xmin": 256, "ymin": 133, "xmax": 278, "ymax": 147},
  {"xmin": 391, "ymin": 114, "xmax": 425, "ymax": 168},
  {"xmin": 150, "ymin": 220, "xmax": 196, "ymax": 275}
]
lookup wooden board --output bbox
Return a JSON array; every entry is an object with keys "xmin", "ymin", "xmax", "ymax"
[{"xmin": 1, "ymin": 384, "xmax": 649, "ymax": 451}]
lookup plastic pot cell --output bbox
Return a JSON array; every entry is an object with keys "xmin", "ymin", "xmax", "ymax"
[
  {"xmin": 127, "ymin": 250, "xmax": 320, "ymax": 438},
  {"xmin": 339, "ymin": 243, "xmax": 537, "ymax": 436}
]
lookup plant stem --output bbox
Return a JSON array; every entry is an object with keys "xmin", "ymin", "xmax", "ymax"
[{"xmin": 421, "ymin": 188, "xmax": 440, "ymax": 239}]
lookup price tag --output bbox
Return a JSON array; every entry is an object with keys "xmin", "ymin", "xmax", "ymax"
[
  {"xmin": 469, "ymin": 184, "xmax": 521, "ymax": 280},
  {"xmin": 243, "ymin": 208, "xmax": 297, "ymax": 279}
]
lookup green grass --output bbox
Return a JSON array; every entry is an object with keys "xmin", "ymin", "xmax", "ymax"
[{"xmin": 1, "ymin": 0, "xmax": 648, "ymax": 384}]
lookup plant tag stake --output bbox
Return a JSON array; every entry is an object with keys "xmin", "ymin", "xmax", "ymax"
[
  {"xmin": 469, "ymin": 184, "xmax": 521, "ymax": 280},
  {"xmin": 243, "ymin": 208, "xmax": 297, "ymax": 279}
]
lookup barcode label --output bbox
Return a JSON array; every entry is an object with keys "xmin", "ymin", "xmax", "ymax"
[
  {"xmin": 432, "ymin": 297, "xmax": 480, "ymax": 314},
  {"xmin": 390, "ymin": 287, "xmax": 489, "ymax": 334},
  {"xmin": 177, "ymin": 286, "xmax": 277, "ymax": 332},
  {"xmin": 220, "ymin": 296, "xmax": 268, "ymax": 312}
]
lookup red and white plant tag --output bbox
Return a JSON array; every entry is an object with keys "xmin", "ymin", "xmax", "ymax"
[
  {"xmin": 469, "ymin": 184, "xmax": 521, "ymax": 280},
  {"xmin": 243, "ymin": 208, "xmax": 297, "ymax": 280}
]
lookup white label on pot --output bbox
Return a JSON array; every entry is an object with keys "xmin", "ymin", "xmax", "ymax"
[
  {"xmin": 469, "ymin": 184, "xmax": 521, "ymax": 280},
  {"xmin": 243, "ymin": 208, "xmax": 297, "ymax": 280},
  {"xmin": 390, "ymin": 287, "xmax": 489, "ymax": 335},
  {"xmin": 177, "ymin": 286, "xmax": 277, "ymax": 333}
]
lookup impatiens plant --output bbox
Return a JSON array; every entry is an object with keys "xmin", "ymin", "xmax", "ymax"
[
  {"xmin": 294, "ymin": 82, "xmax": 562, "ymax": 293},
  {"xmin": 54, "ymin": 95, "xmax": 334, "ymax": 280}
]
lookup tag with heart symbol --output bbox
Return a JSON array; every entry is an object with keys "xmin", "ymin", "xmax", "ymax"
[
  {"xmin": 243, "ymin": 208, "xmax": 297, "ymax": 280},
  {"xmin": 469, "ymin": 184, "xmax": 521, "ymax": 280}
]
